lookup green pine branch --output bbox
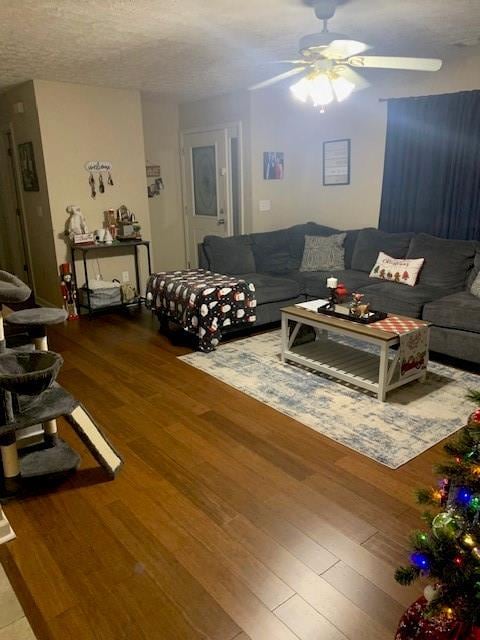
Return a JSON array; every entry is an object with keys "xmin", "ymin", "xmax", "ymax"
[
  {"xmin": 395, "ymin": 565, "xmax": 419, "ymax": 585},
  {"xmin": 467, "ymin": 389, "xmax": 480, "ymax": 404}
]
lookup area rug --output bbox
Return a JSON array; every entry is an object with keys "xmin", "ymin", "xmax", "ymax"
[{"xmin": 179, "ymin": 330, "xmax": 480, "ymax": 468}]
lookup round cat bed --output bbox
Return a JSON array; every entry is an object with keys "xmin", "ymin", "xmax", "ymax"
[
  {"xmin": 5, "ymin": 308, "xmax": 67, "ymax": 327},
  {"xmin": 0, "ymin": 350, "xmax": 63, "ymax": 396},
  {"xmin": 0, "ymin": 271, "xmax": 31, "ymax": 305}
]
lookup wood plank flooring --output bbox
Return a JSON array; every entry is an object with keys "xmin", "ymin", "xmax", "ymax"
[{"xmin": 0, "ymin": 309, "xmax": 445, "ymax": 639}]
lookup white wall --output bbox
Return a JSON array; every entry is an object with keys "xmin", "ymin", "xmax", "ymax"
[
  {"xmin": 35, "ymin": 80, "xmax": 152, "ymax": 294},
  {"xmin": 141, "ymin": 97, "xmax": 186, "ymax": 271}
]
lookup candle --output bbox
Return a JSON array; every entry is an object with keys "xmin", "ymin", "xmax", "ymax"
[{"xmin": 326, "ymin": 277, "xmax": 338, "ymax": 289}]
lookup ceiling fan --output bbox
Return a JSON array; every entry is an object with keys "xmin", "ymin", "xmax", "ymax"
[{"xmin": 249, "ymin": 0, "xmax": 443, "ymax": 111}]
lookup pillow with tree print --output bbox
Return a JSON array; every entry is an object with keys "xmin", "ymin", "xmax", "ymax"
[{"xmin": 369, "ymin": 252, "xmax": 424, "ymax": 287}]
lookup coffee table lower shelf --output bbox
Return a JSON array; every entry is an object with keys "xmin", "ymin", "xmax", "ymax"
[{"xmin": 280, "ymin": 310, "xmax": 428, "ymax": 402}]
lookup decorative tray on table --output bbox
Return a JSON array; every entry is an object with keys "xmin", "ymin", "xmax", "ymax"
[{"xmin": 316, "ymin": 306, "xmax": 388, "ymax": 325}]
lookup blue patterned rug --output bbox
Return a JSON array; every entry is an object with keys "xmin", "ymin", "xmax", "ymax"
[{"xmin": 179, "ymin": 330, "xmax": 480, "ymax": 468}]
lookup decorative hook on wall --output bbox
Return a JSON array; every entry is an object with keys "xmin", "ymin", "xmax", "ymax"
[{"xmin": 85, "ymin": 161, "xmax": 114, "ymax": 197}]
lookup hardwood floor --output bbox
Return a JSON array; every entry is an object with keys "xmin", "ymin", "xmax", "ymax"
[{"xmin": 0, "ymin": 309, "xmax": 443, "ymax": 639}]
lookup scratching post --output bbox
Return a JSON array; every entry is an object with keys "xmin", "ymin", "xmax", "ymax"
[{"xmin": 34, "ymin": 336, "xmax": 48, "ymax": 351}]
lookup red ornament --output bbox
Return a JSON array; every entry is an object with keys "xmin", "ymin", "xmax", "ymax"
[
  {"xmin": 468, "ymin": 409, "xmax": 480, "ymax": 427},
  {"xmin": 335, "ymin": 283, "xmax": 348, "ymax": 301}
]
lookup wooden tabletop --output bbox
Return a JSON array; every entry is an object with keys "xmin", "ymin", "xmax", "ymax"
[{"xmin": 281, "ymin": 305, "xmax": 429, "ymax": 342}]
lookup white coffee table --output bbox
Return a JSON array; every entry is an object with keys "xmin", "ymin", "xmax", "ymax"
[{"xmin": 280, "ymin": 304, "xmax": 430, "ymax": 402}]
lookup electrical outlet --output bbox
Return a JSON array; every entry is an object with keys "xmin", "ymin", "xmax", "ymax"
[{"xmin": 122, "ymin": 271, "xmax": 129, "ymax": 283}]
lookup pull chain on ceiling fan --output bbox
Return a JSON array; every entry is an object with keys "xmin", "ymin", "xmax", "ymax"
[{"xmin": 249, "ymin": 0, "xmax": 443, "ymax": 111}]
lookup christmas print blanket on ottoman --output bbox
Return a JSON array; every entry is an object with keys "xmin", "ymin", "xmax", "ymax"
[{"xmin": 146, "ymin": 269, "xmax": 256, "ymax": 352}]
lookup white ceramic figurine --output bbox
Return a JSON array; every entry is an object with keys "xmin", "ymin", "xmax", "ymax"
[{"xmin": 66, "ymin": 205, "xmax": 88, "ymax": 239}]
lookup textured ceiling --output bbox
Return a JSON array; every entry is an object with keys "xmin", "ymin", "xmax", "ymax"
[{"xmin": 0, "ymin": 0, "xmax": 479, "ymax": 101}]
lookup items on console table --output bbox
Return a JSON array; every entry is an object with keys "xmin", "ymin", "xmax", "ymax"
[{"xmin": 145, "ymin": 269, "xmax": 257, "ymax": 352}]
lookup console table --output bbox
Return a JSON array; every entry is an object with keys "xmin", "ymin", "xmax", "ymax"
[{"xmin": 70, "ymin": 240, "xmax": 152, "ymax": 316}]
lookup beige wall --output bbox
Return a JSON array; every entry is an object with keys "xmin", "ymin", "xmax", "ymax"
[
  {"xmin": 141, "ymin": 97, "xmax": 186, "ymax": 271},
  {"xmin": 0, "ymin": 81, "xmax": 59, "ymax": 304},
  {"xmin": 249, "ymin": 50, "xmax": 480, "ymax": 233},
  {"xmin": 35, "ymin": 80, "xmax": 152, "ymax": 293},
  {"xmin": 179, "ymin": 90, "xmax": 254, "ymax": 232}
]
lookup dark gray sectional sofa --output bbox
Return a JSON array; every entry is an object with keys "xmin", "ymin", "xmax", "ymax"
[{"xmin": 198, "ymin": 223, "xmax": 480, "ymax": 364}]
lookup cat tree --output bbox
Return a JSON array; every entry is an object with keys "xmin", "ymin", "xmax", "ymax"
[{"xmin": 0, "ymin": 270, "xmax": 122, "ymax": 502}]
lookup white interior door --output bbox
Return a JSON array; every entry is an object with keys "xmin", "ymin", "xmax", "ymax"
[{"xmin": 182, "ymin": 128, "xmax": 230, "ymax": 267}]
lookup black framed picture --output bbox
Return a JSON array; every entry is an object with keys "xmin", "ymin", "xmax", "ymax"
[
  {"xmin": 323, "ymin": 139, "xmax": 350, "ymax": 186},
  {"xmin": 18, "ymin": 141, "xmax": 39, "ymax": 192}
]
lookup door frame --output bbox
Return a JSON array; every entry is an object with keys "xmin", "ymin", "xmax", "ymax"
[
  {"xmin": 0, "ymin": 125, "xmax": 34, "ymax": 289},
  {"xmin": 180, "ymin": 121, "xmax": 245, "ymax": 268}
]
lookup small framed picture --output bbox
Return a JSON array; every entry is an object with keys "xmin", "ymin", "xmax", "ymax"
[
  {"xmin": 18, "ymin": 141, "xmax": 39, "ymax": 191},
  {"xmin": 323, "ymin": 139, "xmax": 350, "ymax": 186},
  {"xmin": 263, "ymin": 152, "xmax": 284, "ymax": 180}
]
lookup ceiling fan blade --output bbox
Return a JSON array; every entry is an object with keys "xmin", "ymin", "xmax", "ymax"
[
  {"xmin": 334, "ymin": 65, "xmax": 370, "ymax": 90},
  {"xmin": 249, "ymin": 67, "xmax": 306, "ymax": 91},
  {"xmin": 322, "ymin": 39, "xmax": 370, "ymax": 60},
  {"xmin": 266, "ymin": 59, "xmax": 310, "ymax": 65},
  {"xmin": 348, "ymin": 55, "xmax": 443, "ymax": 71}
]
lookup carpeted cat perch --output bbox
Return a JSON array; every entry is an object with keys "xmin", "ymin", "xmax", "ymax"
[{"xmin": 0, "ymin": 271, "xmax": 123, "ymax": 502}]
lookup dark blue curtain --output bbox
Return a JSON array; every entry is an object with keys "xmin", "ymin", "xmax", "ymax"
[{"xmin": 378, "ymin": 90, "xmax": 480, "ymax": 240}]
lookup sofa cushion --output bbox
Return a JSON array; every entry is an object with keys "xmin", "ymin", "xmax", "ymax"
[
  {"xmin": 423, "ymin": 292, "xmax": 480, "ymax": 334},
  {"xmin": 238, "ymin": 273, "xmax": 301, "ymax": 305},
  {"xmin": 300, "ymin": 233, "xmax": 346, "ymax": 272},
  {"xmin": 406, "ymin": 233, "xmax": 476, "ymax": 290},
  {"xmin": 471, "ymin": 272, "xmax": 480, "ymax": 298},
  {"xmin": 290, "ymin": 269, "xmax": 374, "ymax": 299},
  {"xmin": 288, "ymin": 222, "xmax": 340, "ymax": 271},
  {"xmin": 351, "ymin": 229, "xmax": 413, "ymax": 272},
  {"xmin": 343, "ymin": 229, "xmax": 363, "ymax": 269},
  {"xmin": 250, "ymin": 228, "xmax": 292, "ymax": 274},
  {"xmin": 204, "ymin": 235, "xmax": 256, "ymax": 275},
  {"xmin": 356, "ymin": 281, "xmax": 448, "ymax": 318},
  {"xmin": 466, "ymin": 250, "xmax": 480, "ymax": 289}
]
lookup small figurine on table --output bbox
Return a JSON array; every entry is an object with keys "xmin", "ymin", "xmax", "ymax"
[
  {"xmin": 350, "ymin": 292, "xmax": 370, "ymax": 318},
  {"xmin": 66, "ymin": 205, "xmax": 88, "ymax": 240},
  {"xmin": 60, "ymin": 263, "xmax": 79, "ymax": 320}
]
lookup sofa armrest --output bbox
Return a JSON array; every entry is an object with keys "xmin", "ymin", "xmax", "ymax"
[{"xmin": 198, "ymin": 243, "xmax": 209, "ymax": 270}]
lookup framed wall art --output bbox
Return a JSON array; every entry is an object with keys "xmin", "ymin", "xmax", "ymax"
[
  {"xmin": 18, "ymin": 141, "xmax": 39, "ymax": 192},
  {"xmin": 263, "ymin": 151, "xmax": 284, "ymax": 180},
  {"xmin": 323, "ymin": 139, "xmax": 350, "ymax": 186}
]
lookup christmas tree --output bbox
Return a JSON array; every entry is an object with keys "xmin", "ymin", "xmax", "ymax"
[{"xmin": 395, "ymin": 403, "xmax": 480, "ymax": 638}]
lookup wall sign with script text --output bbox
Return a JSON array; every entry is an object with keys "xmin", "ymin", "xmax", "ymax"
[
  {"xmin": 323, "ymin": 139, "xmax": 350, "ymax": 186},
  {"xmin": 84, "ymin": 161, "xmax": 114, "ymax": 199}
]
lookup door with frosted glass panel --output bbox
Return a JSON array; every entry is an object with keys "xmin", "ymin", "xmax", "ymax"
[{"xmin": 182, "ymin": 129, "xmax": 230, "ymax": 267}]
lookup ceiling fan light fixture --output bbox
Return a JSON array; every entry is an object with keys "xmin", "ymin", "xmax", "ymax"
[
  {"xmin": 290, "ymin": 71, "xmax": 352, "ymax": 111},
  {"xmin": 290, "ymin": 76, "xmax": 311, "ymax": 103},
  {"xmin": 330, "ymin": 74, "xmax": 355, "ymax": 102},
  {"xmin": 309, "ymin": 73, "xmax": 334, "ymax": 108}
]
